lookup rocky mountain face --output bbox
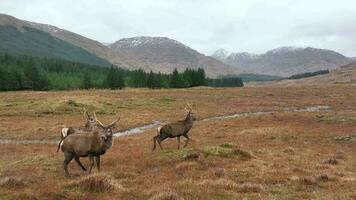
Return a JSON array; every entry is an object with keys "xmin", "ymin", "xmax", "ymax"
[
  {"xmin": 213, "ymin": 47, "xmax": 352, "ymax": 77},
  {"xmin": 109, "ymin": 37, "xmax": 238, "ymax": 77}
]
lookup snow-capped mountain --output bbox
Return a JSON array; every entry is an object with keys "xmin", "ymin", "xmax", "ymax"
[
  {"xmin": 101, "ymin": 42, "xmax": 112, "ymax": 46},
  {"xmin": 212, "ymin": 47, "xmax": 352, "ymax": 76},
  {"xmin": 109, "ymin": 37, "xmax": 238, "ymax": 77},
  {"xmin": 211, "ymin": 49, "xmax": 230, "ymax": 60}
]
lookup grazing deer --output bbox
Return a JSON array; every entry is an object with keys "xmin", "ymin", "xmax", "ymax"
[
  {"xmin": 56, "ymin": 110, "xmax": 98, "ymax": 152},
  {"xmin": 60, "ymin": 115, "xmax": 119, "ymax": 177},
  {"xmin": 153, "ymin": 104, "xmax": 196, "ymax": 150}
]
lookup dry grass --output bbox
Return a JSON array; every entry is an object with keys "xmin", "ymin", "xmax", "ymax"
[
  {"xmin": 65, "ymin": 173, "xmax": 124, "ymax": 193},
  {"xmin": 0, "ymin": 85, "xmax": 355, "ymax": 199}
]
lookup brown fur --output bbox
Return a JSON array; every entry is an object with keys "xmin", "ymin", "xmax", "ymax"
[
  {"xmin": 61, "ymin": 128, "xmax": 114, "ymax": 177},
  {"xmin": 153, "ymin": 111, "xmax": 196, "ymax": 150}
]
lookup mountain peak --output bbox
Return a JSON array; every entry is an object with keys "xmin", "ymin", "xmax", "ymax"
[
  {"xmin": 212, "ymin": 48, "xmax": 230, "ymax": 60},
  {"xmin": 110, "ymin": 36, "xmax": 189, "ymax": 50},
  {"xmin": 215, "ymin": 46, "xmax": 351, "ymax": 76},
  {"xmin": 265, "ymin": 46, "xmax": 304, "ymax": 54}
]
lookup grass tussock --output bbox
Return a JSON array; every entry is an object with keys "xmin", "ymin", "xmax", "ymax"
[
  {"xmin": 149, "ymin": 190, "xmax": 183, "ymax": 200},
  {"xmin": 219, "ymin": 142, "xmax": 236, "ymax": 148},
  {"xmin": 175, "ymin": 161, "xmax": 198, "ymax": 171},
  {"xmin": 198, "ymin": 178, "xmax": 238, "ymax": 190},
  {"xmin": 239, "ymin": 183, "xmax": 264, "ymax": 193},
  {"xmin": 210, "ymin": 167, "xmax": 226, "ymax": 178},
  {"xmin": 316, "ymin": 173, "xmax": 335, "ymax": 182},
  {"xmin": 283, "ymin": 147, "xmax": 295, "ymax": 154},
  {"xmin": 0, "ymin": 177, "xmax": 26, "ymax": 188},
  {"xmin": 231, "ymin": 148, "xmax": 256, "ymax": 160},
  {"xmin": 289, "ymin": 176, "xmax": 317, "ymax": 185},
  {"xmin": 202, "ymin": 146, "xmax": 232, "ymax": 157},
  {"xmin": 323, "ymin": 157, "xmax": 339, "ymax": 165},
  {"xmin": 160, "ymin": 148, "xmax": 202, "ymax": 161},
  {"xmin": 65, "ymin": 174, "xmax": 124, "ymax": 193},
  {"xmin": 112, "ymin": 171, "xmax": 136, "ymax": 180},
  {"xmin": 333, "ymin": 134, "xmax": 356, "ymax": 143}
]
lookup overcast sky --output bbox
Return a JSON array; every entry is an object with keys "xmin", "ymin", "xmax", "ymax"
[{"xmin": 1, "ymin": 0, "xmax": 355, "ymax": 56}]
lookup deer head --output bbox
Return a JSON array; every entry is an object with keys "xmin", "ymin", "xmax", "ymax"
[
  {"xmin": 184, "ymin": 103, "xmax": 196, "ymax": 121},
  {"xmin": 83, "ymin": 109, "xmax": 97, "ymax": 129},
  {"xmin": 93, "ymin": 112, "xmax": 120, "ymax": 134}
]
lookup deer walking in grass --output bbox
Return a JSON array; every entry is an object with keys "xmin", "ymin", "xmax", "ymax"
[
  {"xmin": 153, "ymin": 104, "xmax": 196, "ymax": 150},
  {"xmin": 60, "ymin": 115, "xmax": 119, "ymax": 177}
]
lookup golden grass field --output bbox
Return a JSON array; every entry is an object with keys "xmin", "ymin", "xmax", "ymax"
[{"xmin": 0, "ymin": 85, "xmax": 355, "ymax": 200}]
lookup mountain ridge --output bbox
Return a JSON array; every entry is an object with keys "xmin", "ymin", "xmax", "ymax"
[
  {"xmin": 212, "ymin": 47, "xmax": 352, "ymax": 77},
  {"xmin": 109, "ymin": 36, "xmax": 239, "ymax": 77},
  {"xmin": 0, "ymin": 13, "xmax": 238, "ymax": 77}
]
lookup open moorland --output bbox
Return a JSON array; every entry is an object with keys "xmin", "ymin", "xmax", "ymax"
[{"xmin": 0, "ymin": 85, "xmax": 355, "ymax": 200}]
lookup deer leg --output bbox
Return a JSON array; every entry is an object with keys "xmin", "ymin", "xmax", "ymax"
[
  {"xmin": 157, "ymin": 139, "xmax": 163, "ymax": 150},
  {"xmin": 153, "ymin": 136, "xmax": 158, "ymax": 150},
  {"xmin": 157, "ymin": 134, "xmax": 168, "ymax": 150},
  {"xmin": 95, "ymin": 156, "xmax": 100, "ymax": 172},
  {"xmin": 183, "ymin": 135, "xmax": 190, "ymax": 148},
  {"xmin": 88, "ymin": 156, "xmax": 95, "ymax": 174},
  {"xmin": 74, "ymin": 156, "xmax": 86, "ymax": 171},
  {"xmin": 63, "ymin": 152, "xmax": 74, "ymax": 178},
  {"xmin": 177, "ymin": 136, "xmax": 181, "ymax": 149}
]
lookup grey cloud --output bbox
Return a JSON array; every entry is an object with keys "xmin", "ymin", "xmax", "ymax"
[{"xmin": 0, "ymin": 0, "xmax": 355, "ymax": 56}]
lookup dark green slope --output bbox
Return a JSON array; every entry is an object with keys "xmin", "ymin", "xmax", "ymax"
[{"xmin": 0, "ymin": 26, "xmax": 111, "ymax": 66}]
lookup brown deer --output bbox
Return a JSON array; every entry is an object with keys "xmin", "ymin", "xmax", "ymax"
[
  {"xmin": 60, "ymin": 115, "xmax": 119, "ymax": 177},
  {"xmin": 56, "ymin": 110, "xmax": 98, "ymax": 152},
  {"xmin": 153, "ymin": 104, "xmax": 196, "ymax": 150}
]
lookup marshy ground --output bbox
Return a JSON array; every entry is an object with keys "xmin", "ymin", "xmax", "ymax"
[{"xmin": 0, "ymin": 85, "xmax": 355, "ymax": 199}]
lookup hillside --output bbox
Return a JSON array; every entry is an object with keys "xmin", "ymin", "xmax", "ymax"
[
  {"xmin": 0, "ymin": 14, "xmax": 238, "ymax": 77},
  {"xmin": 0, "ymin": 14, "xmax": 111, "ymax": 66},
  {"xmin": 213, "ymin": 47, "xmax": 352, "ymax": 77},
  {"xmin": 109, "ymin": 37, "xmax": 239, "ymax": 77},
  {"xmin": 254, "ymin": 62, "xmax": 356, "ymax": 86}
]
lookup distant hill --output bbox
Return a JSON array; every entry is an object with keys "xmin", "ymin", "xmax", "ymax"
[
  {"xmin": 260, "ymin": 62, "xmax": 356, "ymax": 86},
  {"xmin": 212, "ymin": 47, "xmax": 352, "ymax": 77},
  {"xmin": 109, "ymin": 37, "xmax": 239, "ymax": 77},
  {"xmin": 219, "ymin": 73, "xmax": 282, "ymax": 82},
  {"xmin": 0, "ymin": 14, "xmax": 111, "ymax": 66}
]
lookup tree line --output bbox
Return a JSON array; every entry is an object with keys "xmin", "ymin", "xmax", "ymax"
[
  {"xmin": 0, "ymin": 53, "xmax": 243, "ymax": 91},
  {"xmin": 286, "ymin": 69, "xmax": 329, "ymax": 80}
]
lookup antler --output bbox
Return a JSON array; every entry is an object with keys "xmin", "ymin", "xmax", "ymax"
[
  {"xmin": 108, "ymin": 117, "xmax": 120, "ymax": 127},
  {"xmin": 186, "ymin": 103, "xmax": 193, "ymax": 111},
  {"xmin": 93, "ymin": 112, "xmax": 105, "ymax": 127},
  {"xmin": 184, "ymin": 103, "xmax": 193, "ymax": 112},
  {"xmin": 83, "ymin": 108, "xmax": 88, "ymax": 119}
]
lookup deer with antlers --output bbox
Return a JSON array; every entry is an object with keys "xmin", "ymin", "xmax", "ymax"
[
  {"xmin": 60, "ymin": 115, "xmax": 120, "ymax": 177},
  {"xmin": 56, "ymin": 110, "xmax": 98, "ymax": 152},
  {"xmin": 153, "ymin": 104, "xmax": 196, "ymax": 150}
]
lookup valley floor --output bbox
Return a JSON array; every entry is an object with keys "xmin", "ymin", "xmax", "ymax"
[{"xmin": 0, "ymin": 86, "xmax": 355, "ymax": 199}]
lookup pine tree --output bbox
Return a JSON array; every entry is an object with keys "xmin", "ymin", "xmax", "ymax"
[
  {"xmin": 0, "ymin": 67, "xmax": 6, "ymax": 91},
  {"xmin": 82, "ymin": 72, "xmax": 92, "ymax": 89},
  {"xmin": 24, "ymin": 58, "xmax": 45, "ymax": 90},
  {"xmin": 154, "ymin": 72, "xmax": 162, "ymax": 88},
  {"xmin": 106, "ymin": 65, "xmax": 116, "ymax": 89},
  {"xmin": 170, "ymin": 69, "xmax": 180, "ymax": 88},
  {"xmin": 146, "ymin": 70, "xmax": 155, "ymax": 89},
  {"xmin": 106, "ymin": 65, "xmax": 125, "ymax": 89},
  {"xmin": 131, "ymin": 69, "xmax": 147, "ymax": 87},
  {"xmin": 197, "ymin": 68, "xmax": 206, "ymax": 86}
]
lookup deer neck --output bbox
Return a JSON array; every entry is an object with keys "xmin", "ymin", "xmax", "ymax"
[
  {"xmin": 84, "ymin": 121, "xmax": 92, "ymax": 130},
  {"xmin": 184, "ymin": 113, "xmax": 194, "ymax": 129}
]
